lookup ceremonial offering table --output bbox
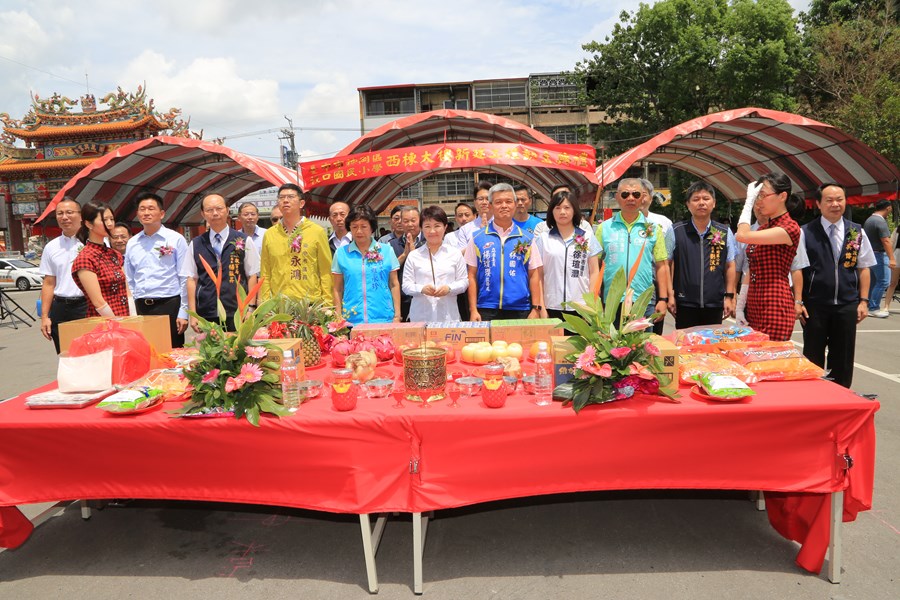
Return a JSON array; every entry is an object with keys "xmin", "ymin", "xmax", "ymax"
[{"xmin": 0, "ymin": 371, "xmax": 878, "ymax": 594}]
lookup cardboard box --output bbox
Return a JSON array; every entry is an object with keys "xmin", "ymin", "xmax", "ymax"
[
  {"xmin": 59, "ymin": 315, "xmax": 173, "ymax": 354},
  {"xmin": 490, "ymin": 319, "xmax": 563, "ymax": 354},
  {"xmin": 424, "ymin": 321, "xmax": 490, "ymax": 351},
  {"xmin": 551, "ymin": 335, "xmax": 577, "ymax": 388},
  {"xmin": 351, "ymin": 322, "xmax": 425, "ymax": 346},
  {"xmin": 265, "ymin": 338, "xmax": 305, "ymax": 380},
  {"xmin": 650, "ymin": 334, "xmax": 679, "ymax": 390}
]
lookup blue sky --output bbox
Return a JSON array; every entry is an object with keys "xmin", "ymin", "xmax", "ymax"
[{"xmin": 1, "ymin": 0, "xmax": 810, "ymax": 163}]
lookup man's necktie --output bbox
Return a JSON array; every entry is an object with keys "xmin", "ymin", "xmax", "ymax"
[
  {"xmin": 214, "ymin": 232, "xmax": 223, "ymax": 255},
  {"xmin": 829, "ymin": 223, "xmax": 841, "ymax": 261}
]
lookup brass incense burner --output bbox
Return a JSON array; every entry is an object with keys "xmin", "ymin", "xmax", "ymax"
[{"xmin": 402, "ymin": 347, "xmax": 447, "ymax": 402}]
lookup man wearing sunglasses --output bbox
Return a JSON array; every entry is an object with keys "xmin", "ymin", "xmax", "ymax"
[{"xmin": 595, "ymin": 178, "xmax": 671, "ymax": 324}]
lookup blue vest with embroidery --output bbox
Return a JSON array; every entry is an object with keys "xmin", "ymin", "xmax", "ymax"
[
  {"xmin": 598, "ymin": 213, "xmax": 658, "ymax": 300},
  {"xmin": 802, "ymin": 219, "xmax": 862, "ymax": 306},
  {"xmin": 192, "ymin": 229, "xmax": 248, "ymax": 320},
  {"xmin": 472, "ymin": 222, "xmax": 534, "ymax": 311},
  {"xmin": 672, "ymin": 219, "xmax": 728, "ymax": 308}
]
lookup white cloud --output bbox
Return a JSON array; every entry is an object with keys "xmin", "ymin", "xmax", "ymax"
[{"xmin": 119, "ymin": 50, "xmax": 279, "ymax": 127}]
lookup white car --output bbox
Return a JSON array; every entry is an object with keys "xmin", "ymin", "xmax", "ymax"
[{"xmin": 0, "ymin": 258, "xmax": 44, "ymax": 291}]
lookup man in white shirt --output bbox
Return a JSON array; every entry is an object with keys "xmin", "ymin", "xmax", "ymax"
[
  {"xmin": 456, "ymin": 181, "xmax": 494, "ymax": 249},
  {"xmin": 328, "ymin": 201, "xmax": 352, "ymax": 253},
  {"xmin": 39, "ymin": 198, "xmax": 87, "ymax": 353},
  {"xmin": 237, "ymin": 202, "xmax": 267, "ymax": 254},
  {"xmin": 124, "ymin": 192, "xmax": 190, "ymax": 348},
  {"xmin": 640, "ymin": 179, "xmax": 675, "ymax": 334}
]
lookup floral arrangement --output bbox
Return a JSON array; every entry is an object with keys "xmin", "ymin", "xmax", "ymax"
[
  {"xmin": 573, "ymin": 234, "xmax": 589, "ymax": 254},
  {"xmin": 155, "ymin": 244, "xmax": 175, "ymax": 257},
  {"xmin": 511, "ymin": 239, "xmax": 530, "ymax": 258},
  {"xmin": 289, "ymin": 228, "xmax": 303, "ymax": 253},
  {"xmin": 256, "ymin": 296, "xmax": 351, "ymax": 358},
  {"xmin": 364, "ymin": 244, "xmax": 383, "ymax": 264},
  {"xmin": 554, "ymin": 266, "xmax": 678, "ymax": 412},
  {"xmin": 708, "ymin": 227, "xmax": 726, "ymax": 272},
  {"xmin": 173, "ymin": 256, "xmax": 293, "ymax": 425},
  {"xmin": 233, "ymin": 237, "xmax": 245, "ymax": 252},
  {"xmin": 639, "ymin": 222, "xmax": 656, "ymax": 239},
  {"xmin": 843, "ymin": 228, "xmax": 860, "ymax": 268}
]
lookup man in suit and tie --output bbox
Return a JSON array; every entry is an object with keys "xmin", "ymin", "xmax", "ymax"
[{"xmin": 798, "ymin": 183, "xmax": 876, "ymax": 388}]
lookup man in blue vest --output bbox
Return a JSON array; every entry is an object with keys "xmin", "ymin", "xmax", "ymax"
[
  {"xmin": 182, "ymin": 193, "xmax": 259, "ymax": 332},
  {"xmin": 669, "ymin": 180, "xmax": 738, "ymax": 329},
  {"xmin": 465, "ymin": 183, "xmax": 543, "ymax": 321},
  {"xmin": 798, "ymin": 183, "xmax": 875, "ymax": 388}
]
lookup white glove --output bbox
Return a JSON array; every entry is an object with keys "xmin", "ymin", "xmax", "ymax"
[
  {"xmin": 739, "ymin": 181, "xmax": 763, "ymax": 226},
  {"xmin": 96, "ymin": 303, "xmax": 115, "ymax": 317},
  {"xmin": 735, "ymin": 283, "xmax": 749, "ymax": 326}
]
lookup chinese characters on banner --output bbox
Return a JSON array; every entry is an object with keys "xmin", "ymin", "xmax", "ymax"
[{"xmin": 299, "ymin": 143, "xmax": 596, "ymax": 190}]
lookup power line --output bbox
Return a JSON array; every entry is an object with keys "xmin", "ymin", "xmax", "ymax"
[{"xmin": 0, "ymin": 54, "xmax": 87, "ymax": 88}]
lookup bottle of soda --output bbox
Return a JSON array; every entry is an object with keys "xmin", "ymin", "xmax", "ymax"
[
  {"xmin": 281, "ymin": 349, "xmax": 301, "ymax": 412},
  {"xmin": 533, "ymin": 341, "xmax": 553, "ymax": 406}
]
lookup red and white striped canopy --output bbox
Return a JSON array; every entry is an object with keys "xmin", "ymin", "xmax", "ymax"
[
  {"xmin": 306, "ymin": 109, "xmax": 599, "ymax": 213},
  {"xmin": 597, "ymin": 107, "xmax": 898, "ymax": 205},
  {"xmin": 36, "ymin": 136, "xmax": 304, "ymax": 225}
]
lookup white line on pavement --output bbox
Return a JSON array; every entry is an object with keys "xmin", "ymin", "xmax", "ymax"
[{"xmin": 791, "ymin": 340, "xmax": 900, "ymax": 386}]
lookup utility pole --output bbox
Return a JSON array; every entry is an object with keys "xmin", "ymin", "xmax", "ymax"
[{"xmin": 279, "ymin": 116, "xmax": 299, "ymax": 183}]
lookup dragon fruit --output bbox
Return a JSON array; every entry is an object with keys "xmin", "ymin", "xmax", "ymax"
[
  {"xmin": 330, "ymin": 338, "xmax": 354, "ymax": 367},
  {"xmin": 371, "ymin": 335, "xmax": 395, "ymax": 362}
]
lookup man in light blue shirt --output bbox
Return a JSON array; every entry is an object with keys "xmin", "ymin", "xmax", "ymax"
[
  {"xmin": 237, "ymin": 201, "xmax": 266, "ymax": 254},
  {"xmin": 124, "ymin": 192, "xmax": 190, "ymax": 348},
  {"xmin": 513, "ymin": 184, "xmax": 548, "ymax": 236}
]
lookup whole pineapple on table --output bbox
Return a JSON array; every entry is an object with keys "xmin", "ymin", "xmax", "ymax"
[{"xmin": 276, "ymin": 296, "xmax": 330, "ymax": 367}]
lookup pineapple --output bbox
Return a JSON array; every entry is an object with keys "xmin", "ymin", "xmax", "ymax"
[{"xmin": 277, "ymin": 296, "xmax": 326, "ymax": 367}]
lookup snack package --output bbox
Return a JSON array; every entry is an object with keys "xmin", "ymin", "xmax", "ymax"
[
  {"xmin": 695, "ymin": 373, "xmax": 756, "ymax": 398},
  {"xmin": 723, "ymin": 343, "xmax": 826, "ymax": 381},
  {"xmin": 126, "ymin": 369, "xmax": 190, "ymax": 400},
  {"xmin": 670, "ymin": 324, "xmax": 769, "ymax": 347},
  {"xmin": 96, "ymin": 387, "xmax": 164, "ymax": 413},
  {"xmin": 679, "ymin": 353, "xmax": 759, "ymax": 385}
]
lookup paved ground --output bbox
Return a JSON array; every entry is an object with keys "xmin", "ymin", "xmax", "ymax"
[{"xmin": 1, "ymin": 288, "xmax": 897, "ymax": 599}]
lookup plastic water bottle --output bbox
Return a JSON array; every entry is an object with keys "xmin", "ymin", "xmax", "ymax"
[
  {"xmin": 533, "ymin": 341, "xmax": 553, "ymax": 406},
  {"xmin": 281, "ymin": 349, "xmax": 301, "ymax": 412}
]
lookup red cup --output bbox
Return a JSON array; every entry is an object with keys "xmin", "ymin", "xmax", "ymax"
[{"xmin": 331, "ymin": 384, "xmax": 358, "ymax": 411}]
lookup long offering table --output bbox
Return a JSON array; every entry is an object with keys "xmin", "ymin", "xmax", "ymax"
[{"xmin": 0, "ymin": 369, "xmax": 878, "ymax": 592}]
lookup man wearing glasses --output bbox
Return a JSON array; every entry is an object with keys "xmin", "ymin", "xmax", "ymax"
[
  {"xmin": 182, "ymin": 193, "xmax": 259, "ymax": 332},
  {"xmin": 595, "ymin": 178, "xmax": 671, "ymax": 323},
  {"xmin": 259, "ymin": 183, "xmax": 332, "ymax": 305},
  {"xmin": 39, "ymin": 197, "xmax": 88, "ymax": 353},
  {"xmin": 124, "ymin": 192, "xmax": 190, "ymax": 348},
  {"xmin": 269, "ymin": 206, "xmax": 282, "ymax": 227}
]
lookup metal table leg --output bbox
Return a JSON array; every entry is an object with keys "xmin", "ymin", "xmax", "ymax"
[
  {"xmin": 828, "ymin": 491, "xmax": 843, "ymax": 584},
  {"xmin": 413, "ymin": 511, "xmax": 430, "ymax": 594},
  {"xmin": 359, "ymin": 513, "xmax": 387, "ymax": 594}
]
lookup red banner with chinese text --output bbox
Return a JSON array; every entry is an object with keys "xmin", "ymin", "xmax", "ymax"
[{"xmin": 299, "ymin": 143, "xmax": 596, "ymax": 190}]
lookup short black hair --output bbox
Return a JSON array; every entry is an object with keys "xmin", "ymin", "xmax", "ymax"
[
  {"xmin": 455, "ymin": 202, "xmax": 474, "ymax": 213},
  {"xmin": 277, "ymin": 183, "xmax": 303, "ymax": 197},
  {"xmin": 550, "ymin": 184, "xmax": 571, "ymax": 198},
  {"xmin": 135, "ymin": 191, "xmax": 163, "ymax": 211},
  {"xmin": 513, "ymin": 184, "xmax": 530, "ymax": 195},
  {"xmin": 546, "ymin": 191, "xmax": 582, "ymax": 229},
  {"xmin": 814, "ymin": 182, "xmax": 845, "ymax": 202},
  {"xmin": 473, "ymin": 180, "xmax": 493, "ymax": 198},
  {"xmin": 238, "ymin": 201, "xmax": 259, "ymax": 214},
  {"xmin": 114, "ymin": 221, "xmax": 130, "ymax": 231},
  {"xmin": 390, "ymin": 205, "xmax": 404, "ymax": 217},
  {"xmin": 346, "ymin": 204, "xmax": 378, "ymax": 234},
  {"xmin": 420, "ymin": 205, "xmax": 449, "ymax": 228},
  {"xmin": 685, "ymin": 180, "xmax": 716, "ymax": 202}
]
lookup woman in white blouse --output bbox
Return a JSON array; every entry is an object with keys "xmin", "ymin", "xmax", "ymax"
[
  {"xmin": 535, "ymin": 191, "xmax": 602, "ymax": 320},
  {"xmin": 402, "ymin": 205, "xmax": 469, "ymax": 321}
]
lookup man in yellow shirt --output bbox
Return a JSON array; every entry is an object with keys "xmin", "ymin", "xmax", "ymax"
[{"xmin": 259, "ymin": 184, "xmax": 333, "ymax": 305}]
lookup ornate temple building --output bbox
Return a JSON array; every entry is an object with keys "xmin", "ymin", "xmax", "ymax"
[{"xmin": 0, "ymin": 86, "xmax": 196, "ymax": 252}]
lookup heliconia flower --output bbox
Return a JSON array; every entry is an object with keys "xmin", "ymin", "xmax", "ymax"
[
  {"xmin": 584, "ymin": 362, "xmax": 612, "ymax": 378},
  {"xmin": 622, "ymin": 318, "xmax": 654, "ymax": 333},
  {"xmin": 610, "ymin": 346, "xmax": 631, "ymax": 360},
  {"xmin": 202, "ymin": 369, "xmax": 220, "ymax": 384},
  {"xmin": 245, "ymin": 346, "xmax": 268, "ymax": 359},
  {"xmin": 644, "ymin": 342, "xmax": 660, "ymax": 356},
  {"xmin": 575, "ymin": 345, "xmax": 597, "ymax": 370},
  {"xmin": 225, "ymin": 376, "xmax": 245, "ymax": 393},
  {"xmin": 239, "ymin": 362, "xmax": 264, "ymax": 383}
]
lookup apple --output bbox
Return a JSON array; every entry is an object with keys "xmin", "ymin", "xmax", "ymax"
[
  {"xmin": 473, "ymin": 345, "xmax": 494, "ymax": 364},
  {"xmin": 477, "ymin": 341, "xmax": 491, "ymax": 348},
  {"xmin": 491, "ymin": 346, "xmax": 509, "ymax": 359},
  {"xmin": 461, "ymin": 344, "xmax": 477, "ymax": 363},
  {"xmin": 492, "ymin": 340, "xmax": 508, "ymax": 347},
  {"xmin": 507, "ymin": 343, "xmax": 523, "ymax": 359}
]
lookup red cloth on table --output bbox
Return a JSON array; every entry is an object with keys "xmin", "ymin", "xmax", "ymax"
[{"xmin": 0, "ymin": 371, "xmax": 878, "ymax": 575}]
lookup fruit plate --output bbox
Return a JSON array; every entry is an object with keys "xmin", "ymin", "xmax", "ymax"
[
  {"xmin": 690, "ymin": 385, "xmax": 752, "ymax": 403},
  {"xmin": 99, "ymin": 397, "xmax": 165, "ymax": 416},
  {"xmin": 303, "ymin": 357, "xmax": 329, "ymax": 370}
]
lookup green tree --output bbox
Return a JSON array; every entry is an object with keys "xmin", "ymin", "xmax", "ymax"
[
  {"xmin": 575, "ymin": 0, "xmax": 803, "ymax": 154},
  {"xmin": 799, "ymin": 2, "xmax": 899, "ymax": 167}
]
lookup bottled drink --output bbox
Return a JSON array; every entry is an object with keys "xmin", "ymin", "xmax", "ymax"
[
  {"xmin": 281, "ymin": 349, "xmax": 301, "ymax": 412},
  {"xmin": 533, "ymin": 342, "xmax": 553, "ymax": 406}
]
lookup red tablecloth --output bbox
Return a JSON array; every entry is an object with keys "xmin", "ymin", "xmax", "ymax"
[{"xmin": 0, "ymin": 371, "xmax": 878, "ymax": 575}]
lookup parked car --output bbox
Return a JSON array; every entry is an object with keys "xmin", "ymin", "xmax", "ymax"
[{"xmin": 0, "ymin": 258, "xmax": 44, "ymax": 291}]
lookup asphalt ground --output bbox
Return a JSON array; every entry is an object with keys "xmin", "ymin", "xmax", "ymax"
[{"xmin": 0, "ymin": 288, "xmax": 897, "ymax": 599}]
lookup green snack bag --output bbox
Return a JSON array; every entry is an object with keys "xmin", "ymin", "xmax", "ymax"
[
  {"xmin": 695, "ymin": 373, "xmax": 755, "ymax": 398},
  {"xmin": 97, "ymin": 387, "xmax": 163, "ymax": 413}
]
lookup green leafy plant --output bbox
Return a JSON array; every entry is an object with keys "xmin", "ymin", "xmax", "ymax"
[{"xmin": 554, "ymin": 267, "xmax": 678, "ymax": 413}]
